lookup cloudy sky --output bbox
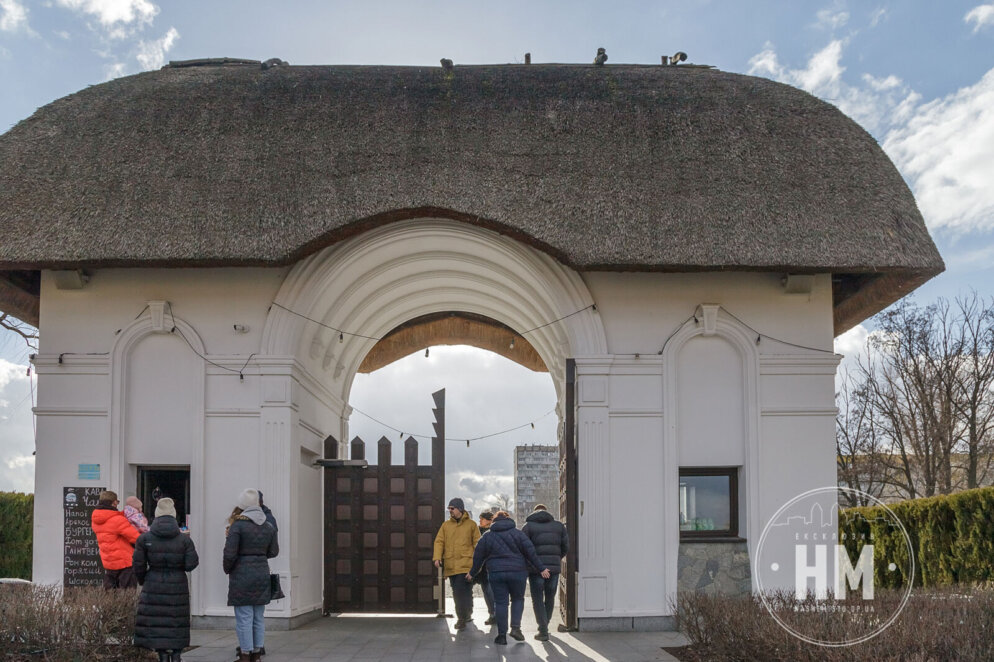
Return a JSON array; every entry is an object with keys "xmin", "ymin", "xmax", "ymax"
[{"xmin": 1, "ymin": 1, "xmax": 993, "ymax": 506}]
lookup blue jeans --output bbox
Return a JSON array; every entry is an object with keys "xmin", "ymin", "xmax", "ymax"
[
  {"xmin": 529, "ymin": 572, "xmax": 559, "ymax": 632},
  {"xmin": 234, "ymin": 605, "xmax": 265, "ymax": 652},
  {"xmin": 488, "ymin": 570, "xmax": 527, "ymax": 635}
]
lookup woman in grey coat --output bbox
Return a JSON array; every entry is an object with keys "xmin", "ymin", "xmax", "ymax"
[
  {"xmin": 133, "ymin": 498, "xmax": 199, "ymax": 662},
  {"xmin": 223, "ymin": 489, "xmax": 279, "ymax": 662}
]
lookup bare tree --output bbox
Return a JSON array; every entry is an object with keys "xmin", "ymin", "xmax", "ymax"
[
  {"xmin": 858, "ymin": 300, "xmax": 960, "ymax": 499},
  {"xmin": 491, "ymin": 493, "xmax": 514, "ymax": 520},
  {"xmin": 0, "ymin": 312, "xmax": 38, "ymax": 350},
  {"xmin": 949, "ymin": 293, "xmax": 994, "ymax": 489},
  {"xmin": 836, "ymin": 368, "xmax": 887, "ymax": 505},
  {"xmin": 844, "ymin": 294, "xmax": 994, "ymax": 500}
]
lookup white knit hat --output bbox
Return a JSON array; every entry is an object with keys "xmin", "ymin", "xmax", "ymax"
[
  {"xmin": 154, "ymin": 497, "xmax": 176, "ymax": 519},
  {"xmin": 237, "ymin": 488, "xmax": 259, "ymax": 510}
]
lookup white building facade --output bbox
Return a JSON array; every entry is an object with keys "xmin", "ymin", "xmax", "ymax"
[{"xmin": 0, "ymin": 61, "xmax": 942, "ymax": 630}]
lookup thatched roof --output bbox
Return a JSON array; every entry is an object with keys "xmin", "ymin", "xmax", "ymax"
[{"xmin": 0, "ymin": 61, "xmax": 943, "ymax": 332}]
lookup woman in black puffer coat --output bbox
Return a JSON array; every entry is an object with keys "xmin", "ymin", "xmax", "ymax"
[
  {"xmin": 224, "ymin": 489, "xmax": 279, "ymax": 662},
  {"xmin": 133, "ymin": 497, "xmax": 199, "ymax": 662}
]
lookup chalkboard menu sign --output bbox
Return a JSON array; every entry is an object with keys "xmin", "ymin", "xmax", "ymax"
[{"xmin": 63, "ymin": 486, "xmax": 105, "ymax": 587}]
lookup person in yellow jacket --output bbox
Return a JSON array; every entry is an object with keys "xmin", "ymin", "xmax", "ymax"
[{"xmin": 433, "ymin": 497, "xmax": 481, "ymax": 629}]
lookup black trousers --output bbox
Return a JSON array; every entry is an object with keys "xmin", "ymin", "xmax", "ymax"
[
  {"xmin": 528, "ymin": 572, "xmax": 559, "ymax": 631},
  {"xmin": 448, "ymin": 573, "xmax": 474, "ymax": 621},
  {"xmin": 103, "ymin": 566, "xmax": 137, "ymax": 590}
]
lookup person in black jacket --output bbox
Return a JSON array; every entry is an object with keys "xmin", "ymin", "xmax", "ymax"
[
  {"xmin": 522, "ymin": 504, "xmax": 569, "ymax": 640},
  {"xmin": 257, "ymin": 490, "xmax": 278, "ymax": 531},
  {"xmin": 224, "ymin": 489, "xmax": 279, "ymax": 662},
  {"xmin": 477, "ymin": 511, "xmax": 496, "ymax": 625},
  {"xmin": 133, "ymin": 497, "xmax": 199, "ymax": 662},
  {"xmin": 466, "ymin": 511, "xmax": 549, "ymax": 645}
]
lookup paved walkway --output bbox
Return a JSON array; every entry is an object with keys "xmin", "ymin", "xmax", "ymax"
[{"xmin": 185, "ymin": 597, "xmax": 687, "ymax": 661}]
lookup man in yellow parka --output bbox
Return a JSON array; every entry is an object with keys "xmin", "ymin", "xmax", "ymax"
[{"xmin": 433, "ymin": 497, "xmax": 481, "ymax": 629}]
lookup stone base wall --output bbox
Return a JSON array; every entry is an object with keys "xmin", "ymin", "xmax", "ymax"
[
  {"xmin": 578, "ymin": 616, "xmax": 677, "ymax": 632},
  {"xmin": 677, "ymin": 541, "xmax": 751, "ymax": 595}
]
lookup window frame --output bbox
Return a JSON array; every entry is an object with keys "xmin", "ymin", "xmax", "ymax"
[{"xmin": 678, "ymin": 466, "xmax": 741, "ymax": 541}]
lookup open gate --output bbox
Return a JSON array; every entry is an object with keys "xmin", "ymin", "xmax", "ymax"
[
  {"xmin": 322, "ymin": 390, "xmax": 445, "ymax": 613},
  {"xmin": 559, "ymin": 359, "xmax": 578, "ymax": 630}
]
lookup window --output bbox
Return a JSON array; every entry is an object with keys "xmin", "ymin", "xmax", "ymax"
[{"xmin": 679, "ymin": 467, "xmax": 739, "ymax": 539}]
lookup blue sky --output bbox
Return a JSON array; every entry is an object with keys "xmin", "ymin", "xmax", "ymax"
[{"xmin": 1, "ymin": 1, "xmax": 993, "ymax": 500}]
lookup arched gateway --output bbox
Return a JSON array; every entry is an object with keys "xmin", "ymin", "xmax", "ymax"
[{"xmin": 0, "ymin": 59, "xmax": 942, "ymax": 631}]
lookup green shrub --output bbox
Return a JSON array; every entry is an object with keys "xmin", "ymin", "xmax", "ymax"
[
  {"xmin": 839, "ymin": 487, "xmax": 994, "ymax": 589},
  {"xmin": 0, "ymin": 491, "xmax": 33, "ymax": 580}
]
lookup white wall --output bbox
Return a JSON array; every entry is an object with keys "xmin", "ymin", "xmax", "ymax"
[
  {"xmin": 575, "ymin": 272, "xmax": 839, "ymax": 621},
  {"xmin": 32, "ymin": 256, "xmax": 840, "ymax": 626}
]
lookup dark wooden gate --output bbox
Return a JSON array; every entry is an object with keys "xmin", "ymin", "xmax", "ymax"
[
  {"xmin": 559, "ymin": 359, "xmax": 578, "ymax": 629},
  {"xmin": 322, "ymin": 389, "xmax": 445, "ymax": 613}
]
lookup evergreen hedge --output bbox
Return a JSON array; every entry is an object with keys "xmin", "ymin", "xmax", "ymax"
[
  {"xmin": 840, "ymin": 486, "xmax": 994, "ymax": 589},
  {"xmin": 0, "ymin": 491, "xmax": 33, "ymax": 579}
]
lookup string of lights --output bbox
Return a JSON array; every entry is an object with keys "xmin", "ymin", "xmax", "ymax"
[
  {"xmin": 717, "ymin": 305, "xmax": 838, "ymax": 355},
  {"xmin": 270, "ymin": 301, "xmax": 597, "ymax": 344},
  {"xmin": 615, "ymin": 304, "xmax": 839, "ymax": 359},
  {"xmin": 348, "ymin": 403, "xmax": 558, "ymax": 446},
  {"xmin": 166, "ymin": 303, "xmax": 256, "ymax": 380}
]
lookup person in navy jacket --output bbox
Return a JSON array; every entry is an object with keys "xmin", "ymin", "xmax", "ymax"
[{"xmin": 466, "ymin": 511, "xmax": 549, "ymax": 645}]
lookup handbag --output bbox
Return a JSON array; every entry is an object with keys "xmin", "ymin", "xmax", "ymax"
[{"xmin": 270, "ymin": 573, "xmax": 285, "ymax": 600}]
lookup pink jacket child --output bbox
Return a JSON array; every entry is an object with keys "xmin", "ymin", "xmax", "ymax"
[{"xmin": 123, "ymin": 496, "xmax": 150, "ymax": 534}]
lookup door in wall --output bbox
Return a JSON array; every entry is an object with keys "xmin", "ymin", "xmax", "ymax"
[{"xmin": 137, "ymin": 466, "xmax": 191, "ymax": 527}]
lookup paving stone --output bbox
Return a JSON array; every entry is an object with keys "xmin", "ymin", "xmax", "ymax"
[{"xmin": 187, "ymin": 596, "xmax": 687, "ymax": 661}]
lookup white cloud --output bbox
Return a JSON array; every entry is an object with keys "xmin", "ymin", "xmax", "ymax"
[
  {"xmin": 453, "ymin": 470, "xmax": 515, "ymax": 515},
  {"xmin": 883, "ymin": 68, "xmax": 994, "ymax": 233},
  {"xmin": 348, "ymin": 345, "xmax": 557, "ymax": 514},
  {"xmin": 862, "ymin": 73, "xmax": 901, "ymax": 91},
  {"xmin": 868, "ymin": 7, "xmax": 888, "ymax": 28},
  {"xmin": 104, "ymin": 61, "xmax": 126, "ymax": 79},
  {"xmin": 0, "ymin": 0, "xmax": 30, "ymax": 33},
  {"xmin": 947, "ymin": 242, "xmax": 994, "ymax": 269},
  {"xmin": 965, "ymin": 3, "xmax": 994, "ymax": 32},
  {"xmin": 816, "ymin": 8, "xmax": 849, "ymax": 30},
  {"xmin": 834, "ymin": 324, "xmax": 873, "ymax": 392},
  {"xmin": 749, "ymin": 39, "xmax": 918, "ymax": 132},
  {"xmin": 749, "ymin": 31, "xmax": 994, "ymax": 234},
  {"xmin": 56, "ymin": 0, "xmax": 158, "ymax": 38},
  {"xmin": 136, "ymin": 26, "xmax": 177, "ymax": 70},
  {"xmin": 748, "ymin": 39, "xmax": 921, "ymax": 136},
  {"xmin": 0, "ymin": 358, "xmax": 35, "ymax": 493},
  {"xmin": 834, "ymin": 323, "xmax": 869, "ymax": 358}
]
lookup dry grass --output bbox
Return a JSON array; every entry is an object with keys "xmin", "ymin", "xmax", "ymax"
[
  {"xmin": 0, "ymin": 584, "xmax": 154, "ymax": 661},
  {"xmin": 673, "ymin": 586, "xmax": 994, "ymax": 662}
]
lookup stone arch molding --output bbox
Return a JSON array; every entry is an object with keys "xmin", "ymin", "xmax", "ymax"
[
  {"xmin": 660, "ymin": 304, "xmax": 762, "ymax": 606},
  {"xmin": 262, "ymin": 218, "xmax": 607, "ymax": 410}
]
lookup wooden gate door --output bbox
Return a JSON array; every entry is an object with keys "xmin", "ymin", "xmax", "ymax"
[
  {"xmin": 322, "ymin": 389, "xmax": 445, "ymax": 613},
  {"xmin": 559, "ymin": 359, "xmax": 578, "ymax": 629}
]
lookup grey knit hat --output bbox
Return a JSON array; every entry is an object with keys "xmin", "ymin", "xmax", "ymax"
[
  {"xmin": 237, "ymin": 488, "xmax": 260, "ymax": 510},
  {"xmin": 154, "ymin": 497, "xmax": 177, "ymax": 519}
]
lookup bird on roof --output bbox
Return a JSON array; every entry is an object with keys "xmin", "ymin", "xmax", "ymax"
[{"xmin": 593, "ymin": 48, "xmax": 607, "ymax": 66}]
